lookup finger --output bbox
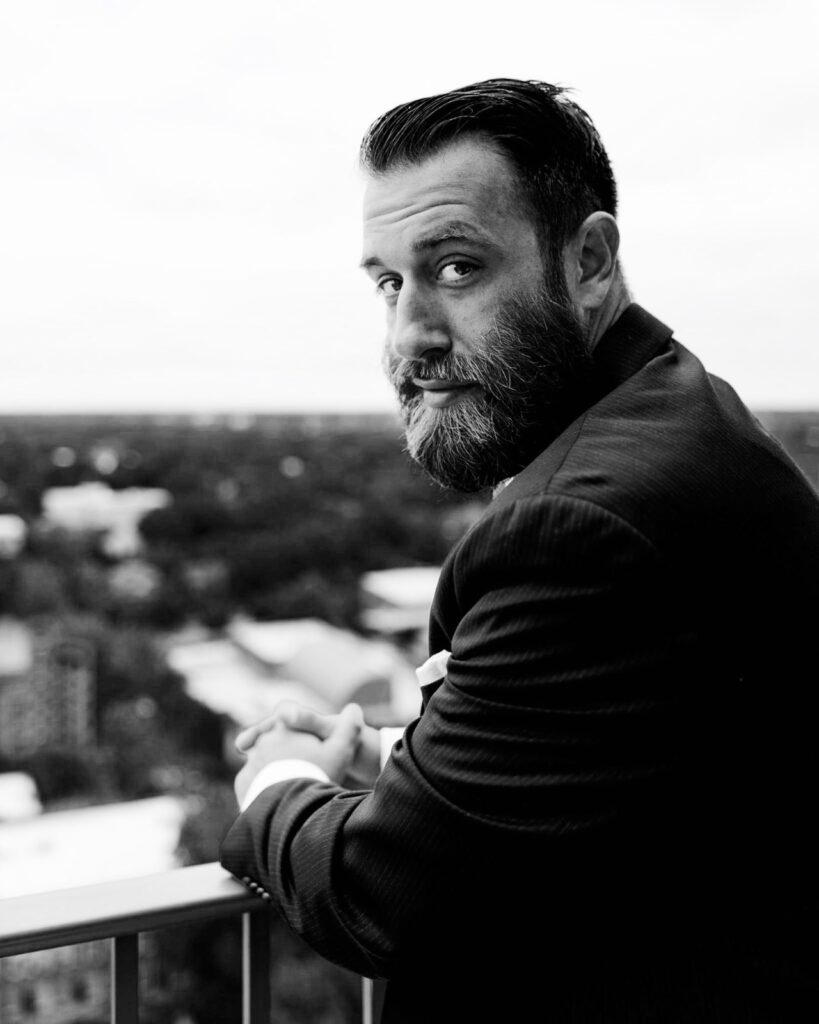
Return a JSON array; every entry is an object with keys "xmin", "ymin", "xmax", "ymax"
[
  {"xmin": 235, "ymin": 701, "xmax": 332, "ymax": 753},
  {"xmin": 235, "ymin": 718, "xmax": 276, "ymax": 753},
  {"xmin": 278, "ymin": 704, "xmax": 335, "ymax": 740},
  {"xmin": 235, "ymin": 699, "xmax": 310, "ymax": 752},
  {"xmin": 325, "ymin": 703, "xmax": 364, "ymax": 759}
]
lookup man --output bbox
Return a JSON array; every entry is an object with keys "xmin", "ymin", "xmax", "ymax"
[{"xmin": 221, "ymin": 79, "xmax": 819, "ymax": 1021}]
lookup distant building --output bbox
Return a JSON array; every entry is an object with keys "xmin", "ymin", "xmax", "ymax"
[
  {"xmin": 0, "ymin": 514, "xmax": 27, "ymax": 559},
  {"xmin": 0, "ymin": 795, "xmax": 188, "ymax": 1024},
  {"xmin": 359, "ymin": 566, "xmax": 440, "ymax": 638},
  {"xmin": 167, "ymin": 634, "xmax": 326, "ymax": 763},
  {"xmin": 227, "ymin": 617, "xmax": 405, "ymax": 711},
  {"xmin": 0, "ymin": 619, "xmax": 95, "ymax": 760},
  {"xmin": 167, "ymin": 616, "xmax": 419, "ymax": 752},
  {"xmin": 40, "ymin": 482, "xmax": 171, "ymax": 559},
  {"xmin": 0, "ymin": 618, "xmax": 32, "ymax": 677},
  {"xmin": 0, "ymin": 940, "xmax": 109, "ymax": 1024},
  {"xmin": 0, "ymin": 772, "xmax": 41, "ymax": 821},
  {"xmin": 107, "ymin": 557, "xmax": 163, "ymax": 604},
  {"xmin": 0, "ymin": 794, "xmax": 188, "ymax": 899}
]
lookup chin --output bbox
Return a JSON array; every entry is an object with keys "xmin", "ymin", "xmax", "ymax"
[{"xmin": 401, "ymin": 396, "xmax": 515, "ymax": 493}]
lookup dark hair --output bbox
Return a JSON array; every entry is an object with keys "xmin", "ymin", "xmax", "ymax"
[{"xmin": 360, "ymin": 78, "xmax": 617, "ymax": 261}]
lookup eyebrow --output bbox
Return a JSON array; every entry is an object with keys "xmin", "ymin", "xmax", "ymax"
[{"xmin": 359, "ymin": 220, "xmax": 495, "ymax": 270}]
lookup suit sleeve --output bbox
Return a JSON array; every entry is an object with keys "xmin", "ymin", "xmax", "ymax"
[{"xmin": 220, "ymin": 494, "xmax": 695, "ymax": 978}]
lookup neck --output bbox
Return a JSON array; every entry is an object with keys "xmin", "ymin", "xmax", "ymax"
[{"xmin": 586, "ymin": 275, "xmax": 632, "ymax": 350}]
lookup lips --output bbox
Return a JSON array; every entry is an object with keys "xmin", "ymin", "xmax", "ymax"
[{"xmin": 413, "ymin": 379, "xmax": 478, "ymax": 408}]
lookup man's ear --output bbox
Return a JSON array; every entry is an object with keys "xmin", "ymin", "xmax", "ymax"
[{"xmin": 563, "ymin": 212, "xmax": 620, "ymax": 314}]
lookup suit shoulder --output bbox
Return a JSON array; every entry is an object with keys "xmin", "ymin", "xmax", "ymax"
[
  {"xmin": 445, "ymin": 491, "xmax": 661, "ymax": 601},
  {"xmin": 494, "ymin": 339, "xmax": 818, "ymax": 551}
]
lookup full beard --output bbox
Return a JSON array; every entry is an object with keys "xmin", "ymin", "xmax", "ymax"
[{"xmin": 384, "ymin": 281, "xmax": 594, "ymax": 492}]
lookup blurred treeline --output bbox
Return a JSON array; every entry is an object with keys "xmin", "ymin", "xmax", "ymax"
[{"xmin": 0, "ymin": 414, "xmax": 487, "ymax": 631}]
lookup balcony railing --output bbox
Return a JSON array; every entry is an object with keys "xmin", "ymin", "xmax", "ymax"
[{"xmin": 0, "ymin": 861, "xmax": 373, "ymax": 1024}]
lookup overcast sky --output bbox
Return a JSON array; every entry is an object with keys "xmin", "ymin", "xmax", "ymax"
[{"xmin": 1, "ymin": 0, "xmax": 816, "ymax": 414}]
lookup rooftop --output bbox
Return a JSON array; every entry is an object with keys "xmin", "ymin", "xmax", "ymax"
[
  {"xmin": 168, "ymin": 616, "xmax": 419, "ymax": 724},
  {"xmin": 0, "ymin": 795, "xmax": 187, "ymax": 899},
  {"xmin": 0, "ymin": 617, "xmax": 33, "ymax": 678}
]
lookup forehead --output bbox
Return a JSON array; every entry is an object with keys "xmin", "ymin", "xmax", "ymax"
[{"xmin": 361, "ymin": 138, "xmax": 536, "ymax": 260}]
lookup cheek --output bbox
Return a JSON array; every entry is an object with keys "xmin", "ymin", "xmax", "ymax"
[
  {"xmin": 448, "ymin": 293, "xmax": 503, "ymax": 353},
  {"xmin": 381, "ymin": 341, "xmax": 399, "ymax": 378}
]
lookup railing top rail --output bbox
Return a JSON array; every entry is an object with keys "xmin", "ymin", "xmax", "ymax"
[{"xmin": 0, "ymin": 862, "xmax": 263, "ymax": 958}]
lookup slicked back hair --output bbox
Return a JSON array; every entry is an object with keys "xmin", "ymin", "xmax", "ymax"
[{"xmin": 360, "ymin": 78, "xmax": 617, "ymax": 264}]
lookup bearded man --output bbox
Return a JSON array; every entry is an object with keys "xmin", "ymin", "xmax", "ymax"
[{"xmin": 221, "ymin": 79, "xmax": 819, "ymax": 1022}]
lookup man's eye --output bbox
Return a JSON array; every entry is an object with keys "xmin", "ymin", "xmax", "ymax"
[
  {"xmin": 376, "ymin": 277, "xmax": 401, "ymax": 298},
  {"xmin": 437, "ymin": 261, "xmax": 475, "ymax": 283}
]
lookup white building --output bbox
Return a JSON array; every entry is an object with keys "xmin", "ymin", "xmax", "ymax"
[
  {"xmin": 0, "ymin": 617, "xmax": 32, "ymax": 677},
  {"xmin": 359, "ymin": 566, "xmax": 440, "ymax": 636},
  {"xmin": 167, "ymin": 616, "xmax": 419, "ymax": 749},
  {"xmin": 0, "ymin": 514, "xmax": 27, "ymax": 559},
  {"xmin": 0, "ymin": 795, "xmax": 188, "ymax": 1024},
  {"xmin": 40, "ymin": 483, "xmax": 171, "ymax": 558},
  {"xmin": 0, "ymin": 772, "xmax": 42, "ymax": 821},
  {"xmin": 167, "ymin": 635, "xmax": 326, "ymax": 728},
  {"xmin": 227, "ymin": 616, "xmax": 411, "ymax": 711}
]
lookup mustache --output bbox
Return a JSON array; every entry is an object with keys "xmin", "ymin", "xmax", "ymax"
[{"xmin": 384, "ymin": 349, "xmax": 503, "ymax": 401}]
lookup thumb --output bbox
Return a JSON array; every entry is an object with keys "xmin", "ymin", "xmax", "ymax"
[{"xmin": 325, "ymin": 703, "xmax": 364, "ymax": 759}]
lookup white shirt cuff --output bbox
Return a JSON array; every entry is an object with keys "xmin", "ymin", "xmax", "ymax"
[
  {"xmin": 375, "ymin": 652, "xmax": 450, "ymax": 771},
  {"xmin": 379, "ymin": 726, "xmax": 405, "ymax": 769},
  {"xmin": 240, "ymin": 759, "xmax": 330, "ymax": 812},
  {"xmin": 415, "ymin": 649, "xmax": 451, "ymax": 686},
  {"xmin": 240, "ymin": 724, "xmax": 414, "ymax": 808}
]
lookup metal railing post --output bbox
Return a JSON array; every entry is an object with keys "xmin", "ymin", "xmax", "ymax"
[
  {"xmin": 242, "ymin": 911, "xmax": 271, "ymax": 1024},
  {"xmin": 111, "ymin": 932, "xmax": 139, "ymax": 1024},
  {"xmin": 362, "ymin": 977, "xmax": 374, "ymax": 1024}
]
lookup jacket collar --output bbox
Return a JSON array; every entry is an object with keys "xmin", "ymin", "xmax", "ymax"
[
  {"xmin": 486, "ymin": 304, "xmax": 674, "ymax": 509},
  {"xmin": 589, "ymin": 302, "xmax": 674, "ymax": 393}
]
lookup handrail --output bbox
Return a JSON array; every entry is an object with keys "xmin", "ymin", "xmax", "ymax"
[
  {"xmin": 0, "ymin": 862, "xmax": 271, "ymax": 1023},
  {"xmin": 0, "ymin": 862, "xmax": 371, "ymax": 1024},
  {"xmin": 0, "ymin": 862, "xmax": 258, "ymax": 958}
]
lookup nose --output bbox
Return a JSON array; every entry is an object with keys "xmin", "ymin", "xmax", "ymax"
[{"xmin": 389, "ymin": 285, "xmax": 450, "ymax": 362}]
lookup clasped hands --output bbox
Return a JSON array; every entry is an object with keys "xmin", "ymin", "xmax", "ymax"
[{"xmin": 233, "ymin": 700, "xmax": 382, "ymax": 806}]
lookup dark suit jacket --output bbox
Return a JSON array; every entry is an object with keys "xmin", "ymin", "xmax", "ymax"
[{"xmin": 221, "ymin": 305, "xmax": 819, "ymax": 1022}]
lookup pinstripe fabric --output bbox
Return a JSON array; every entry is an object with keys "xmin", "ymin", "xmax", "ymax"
[{"xmin": 221, "ymin": 305, "xmax": 819, "ymax": 1021}]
